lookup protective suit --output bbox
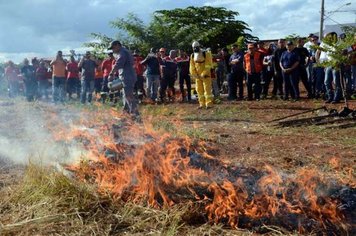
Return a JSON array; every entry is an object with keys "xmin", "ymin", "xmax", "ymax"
[{"xmin": 189, "ymin": 41, "xmax": 213, "ymax": 108}]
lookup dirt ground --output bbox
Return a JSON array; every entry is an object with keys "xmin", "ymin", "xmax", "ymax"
[{"xmin": 0, "ymin": 95, "xmax": 355, "ymax": 235}]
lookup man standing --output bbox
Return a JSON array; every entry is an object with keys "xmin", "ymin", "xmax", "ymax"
[
  {"xmin": 50, "ymin": 51, "xmax": 67, "ymax": 103},
  {"xmin": 36, "ymin": 60, "xmax": 49, "ymax": 100},
  {"xmin": 176, "ymin": 49, "xmax": 191, "ymax": 102},
  {"xmin": 108, "ymin": 40, "xmax": 139, "ymax": 118},
  {"xmin": 101, "ymin": 52, "xmax": 116, "ymax": 103},
  {"xmin": 317, "ymin": 32, "xmax": 341, "ymax": 103},
  {"xmin": 272, "ymin": 39, "xmax": 287, "ymax": 99},
  {"xmin": 21, "ymin": 58, "xmax": 37, "ymax": 101},
  {"xmin": 4, "ymin": 61, "xmax": 20, "ymax": 98},
  {"xmin": 244, "ymin": 43, "xmax": 263, "ymax": 101},
  {"xmin": 190, "ymin": 41, "xmax": 213, "ymax": 109},
  {"xmin": 280, "ymin": 41, "xmax": 300, "ymax": 101},
  {"xmin": 293, "ymin": 38, "xmax": 313, "ymax": 98},
  {"xmin": 132, "ymin": 50, "xmax": 146, "ymax": 102},
  {"xmin": 78, "ymin": 51, "xmax": 97, "ymax": 104},
  {"xmin": 141, "ymin": 48, "xmax": 160, "ymax": 103},
  {"xmin": 160, "ymin": 50, "xmax": 177, "ymax": 102},
  {"xmin": 66, "ymin": 56, "xmax": 80, "ymax": 100},
  {"xmin": 228, "ymin": 44, "xmax": 245, "ymax": 100}
]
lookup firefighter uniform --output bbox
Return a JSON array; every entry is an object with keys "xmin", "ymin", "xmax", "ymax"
[{"xmin": 189, "ymin": 41, "xmax": 213, "ymax": 108}]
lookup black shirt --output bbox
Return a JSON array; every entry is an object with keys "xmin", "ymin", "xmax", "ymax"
[
  {"xmin": 293, "ymin": 46, "xmax": 310, "ymax": 66},
  {"xmin": 273, "ymin": 47, "xmax": 287, "ymax": 71}
]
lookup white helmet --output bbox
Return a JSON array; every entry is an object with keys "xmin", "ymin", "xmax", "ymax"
[{"xmin": 192, "ymin": 41, "xmax": 200, "ymax": 48}]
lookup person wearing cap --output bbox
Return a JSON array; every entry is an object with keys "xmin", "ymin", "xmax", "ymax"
[
  {"xmin": 101, "ymin": 52, "xmax": 116, "ymax": 103},
  {"xmin": 141, "ymin": 48, "xmax": 160, "ymax": 103},
  {"xmin": 189, "ymin": 41, "xmax": 213, "ymax": 109},
  {"xmin": 108, "ymin": 40, "xmax": 140, "ymax": 118},
  {"xmin": 280, "ymin": 41, "xmax": 300, "ymax": 101},
  {"xmin": 309, "ymin": 35, "xmax": 325, "ymax": 98},
  {"xmin": 272, "ymin": 39, "xmax": 286, "ymax": 99},
  {"xmin": 50, "ymin": 51, "xmax": 67, "ymax": 103},
  {"xmin": 304, "ymin": 33, "xmax": 315, "ymax": 51},
  {"xmin": 244, "ymin": 43, "xmax": 263, "ymax": 101},
  {"xmin": 78, "ymin": 51, "xmax": 98, "ymax": 104},
  {"xmin": 316, "ymin": 32, "xmax": 341, "ymax": 103},
  {"xmin": 228, "ymin": 44, "xmax": 244, "ymax": 100}
]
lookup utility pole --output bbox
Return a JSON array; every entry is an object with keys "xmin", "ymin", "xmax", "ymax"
[{"xmin": 320, "ymin": 0, "xmax": 325, "ymax": 40}]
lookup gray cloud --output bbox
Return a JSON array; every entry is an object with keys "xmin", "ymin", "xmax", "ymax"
[{"xmin": 0, "ymin": 0, "xmax": 354, "ymax": 62}]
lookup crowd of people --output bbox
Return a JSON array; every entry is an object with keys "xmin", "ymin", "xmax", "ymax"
[{"xmin": 1, "ymin": 31, "xmax": 355, "ymax": 113}]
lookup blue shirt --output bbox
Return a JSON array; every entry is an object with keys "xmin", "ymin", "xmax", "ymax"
[
  {"xmin": 142, "ymin": 54, "xmax": 160, "ymax": 75},
  {"xmin": 280, "ymin": 51, "xmax": 299, "ymax": 69},
  {"xmin": 229, "ymin": 51, "xmax": 244, "ymax": 72},
  {"xmin": 80, "ymin": 59, "xmax": 97, "ymax": 80},
  {"xmin": 113, "ymin": 47, "xmax": 137, "ymax": 86}
]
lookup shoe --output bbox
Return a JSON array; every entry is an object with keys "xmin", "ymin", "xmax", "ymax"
[
  {"xmin": 197, "ymin": 106, "xmax": 204, "ymax": 110},
  {"xmin": 331, "ymin": 100, "xmax": 340, "ymax": 104},
  {"xmin": 325, "ymin": 100, "xmax": 332, "ymax": 104},
  {"xmin": 206, "ymin": 106, "xmax": 213, "ymax": 109}
]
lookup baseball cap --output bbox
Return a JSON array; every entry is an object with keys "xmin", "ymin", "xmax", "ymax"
[
  {"xmin": 286, "ymin": 41, "xmax": 294, "ymax": 46},
  {"xmin": 108, "ymin": 40, "xmax": 121, "ymax": 50}
]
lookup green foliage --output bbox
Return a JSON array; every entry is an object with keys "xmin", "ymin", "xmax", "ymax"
[
  {"xmin": 83, "ymin": 33, "xmax": 114, "ymax": 58},
  {"xmin": 285, "ymin": 33, "xmax": 301, "ymax": 44},
  {"xmin": 314, "ymin": 30, "xmax": 356, "ymax": 69},
  {"xmin": 85, "ymin": 6, "xmax": 256, "ymax": 55}
]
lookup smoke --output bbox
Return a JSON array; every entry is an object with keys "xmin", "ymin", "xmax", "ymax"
[{"xmin": 0, "ymin": 101, "xmax": 87, "ymax": 166}]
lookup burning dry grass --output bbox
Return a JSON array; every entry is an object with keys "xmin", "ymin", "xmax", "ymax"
[
  {"xmin": 1, "ymin": 99, "xmax": 355, "ymax": 235},
  {"xmin": 0, "ymin": 164, "xmax": 250, "ymax": 236}
]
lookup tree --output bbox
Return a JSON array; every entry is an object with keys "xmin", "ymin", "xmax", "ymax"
[
  {"xmin": 85, "ymin": 6, "xmax": 256, "ymax": 54},
  {"xmin": 152, "ymin": 6, "xmax": 256, "ymax": 52},
  {"xmin": 314, "ymin": 28, "xmax": 356, "ymax": 106}
]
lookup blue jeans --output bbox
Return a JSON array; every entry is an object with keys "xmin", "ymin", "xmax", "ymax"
[
  {"xmin": 228, "ymin": 70, "xmax": 244, "ymax": 99},
  {"xmin": 282, "ymin": 70, "xmax": 299, "ymax": 99},
  {"xmin": 146, "ymin": 74, "xmax": 160, "ymax": 100},
  {"xmin": 351, "ymin": 65, "xmax": 356, "ymax": 91},
  {"xmin": 312, "ymin": 66, "xmax": 325, "ymax": 96},
  {"xmin": 81, "ymin": 79, "xmax": 95, "ymax": 103},
  {"xmin": 123, "ymin": 83, "xmax": 139, "ymax": 115},
  {"xmin": 52, "ymin": 76, "xmax": 66, "ymax": 102},
  {"xmin": 246, "ymin": 72, "xmax": 261, "ymax": 100},
  {"xmin": 324, "ymin": 67, "xmax": 341, "ymax": 102}
]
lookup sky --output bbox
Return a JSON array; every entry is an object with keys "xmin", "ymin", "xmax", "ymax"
[{"xmin": 0, "ymin": 0, "xmax": 354, "ymax": 63}]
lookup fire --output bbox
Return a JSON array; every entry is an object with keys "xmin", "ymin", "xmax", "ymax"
[{"xmin": 45, "ymin": 106, "xmax": 355, "ymax": 234}]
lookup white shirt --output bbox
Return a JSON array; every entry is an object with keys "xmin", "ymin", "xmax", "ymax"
[{"xmin": 318, "ymin": 42, "xmax": 333, "ymax": 63}]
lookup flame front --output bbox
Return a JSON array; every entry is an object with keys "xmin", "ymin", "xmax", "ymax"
[{"xmin": 48, "ymin": 108, "xmax": 355, "ymax": 234}]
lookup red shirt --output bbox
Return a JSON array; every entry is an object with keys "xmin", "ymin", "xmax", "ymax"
[
  {"xmin": 36, "ymin": 67, "xmax": 47, "ymax": 81},
  {"xmin": 66, "ymin": 62, "xmax": 79, "ymax": 79},
  {"xmin": 133, "ymin": 55, "xmax": 145, "ymax": 76},
  {"xmin": 5, "ymin": 66, "xmax": 20, "ymax": 81},
  {"xmin": 101, "ymin": 58, "xmax": 115, "ymax": 77}
]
